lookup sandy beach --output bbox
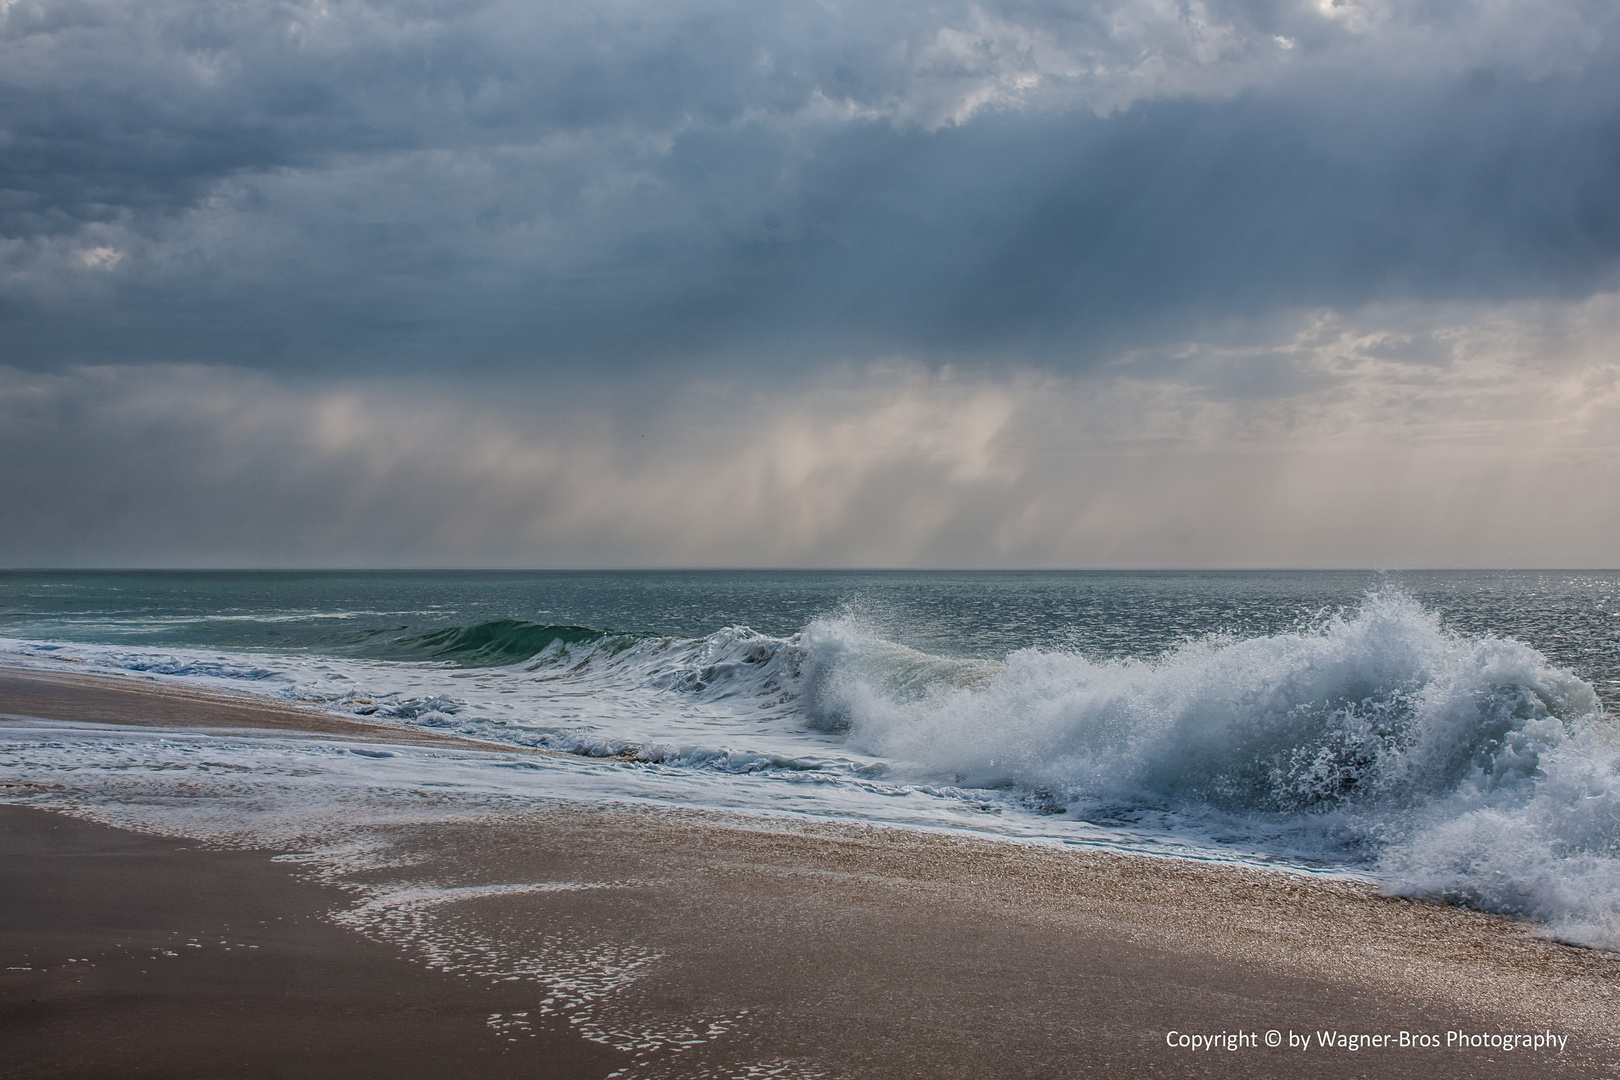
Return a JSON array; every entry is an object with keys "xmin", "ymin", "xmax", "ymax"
[{"xmin": 4, "ymin": 663, "xmax": 1619, "ymax": 1079}]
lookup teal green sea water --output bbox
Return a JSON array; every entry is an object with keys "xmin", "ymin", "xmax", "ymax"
[{"xmin": 4, "ymin": 569, "xmax": 1618, "ymax": 700}]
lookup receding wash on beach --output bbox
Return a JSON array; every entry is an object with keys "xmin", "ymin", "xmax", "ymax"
[{"xmin": 3, "ymin": 570, "xmax": 1618, "ymax": 1077}]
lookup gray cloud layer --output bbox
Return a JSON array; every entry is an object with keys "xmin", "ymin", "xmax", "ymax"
[
  {"xmin": 6, "ymin": 293, "xmax": 1620, "ymax": 567},
  {"xmin": 5, "ymin": 0, "xmax": 1620, "ymax": 566},
  {"xmin": 4, "ymin": 0, "xmax": 1619, "ymax": 372}
]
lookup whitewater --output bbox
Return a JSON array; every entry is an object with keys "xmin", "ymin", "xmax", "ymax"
[{"xmin": 3, "ymin": 572, "xmax": 1619, "ymax": 950}]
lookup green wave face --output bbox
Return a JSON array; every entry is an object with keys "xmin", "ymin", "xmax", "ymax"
[{"xmin": 400, "ymin": 619, "xmax": 618, "ymax": 666}]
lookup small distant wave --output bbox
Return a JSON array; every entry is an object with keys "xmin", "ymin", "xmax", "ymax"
[
  {"xmin": 489, "ymin": 616, "xmax": 993, "ymax": 717},
  {"xmin": 397, "ymin": 619, "xmax": 628, "ymax": 666},
  {"xmin": 520, "ymin": 624, "xmax": 811, "ymax": 708}
]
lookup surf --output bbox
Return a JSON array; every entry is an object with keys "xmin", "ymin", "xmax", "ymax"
[{"xmin": 6, "ymin": 585, "xmax": 1620, "ymax": 948}]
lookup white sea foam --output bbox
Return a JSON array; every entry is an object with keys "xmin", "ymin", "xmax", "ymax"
[
  {"xmin": 825, "ymin": 592, "xmax": 1596, "ymax": 814},
  {"xmin": 1380, "ymin": 727, "xmax": 1620, "ymax": 949},
  {"xmin": 5, "ymin": 589, "xmax": 1620, "ymax": 948},
  {"xmin": 809, "ymin": 592, "xmax": 1620, "ymax": 947}
]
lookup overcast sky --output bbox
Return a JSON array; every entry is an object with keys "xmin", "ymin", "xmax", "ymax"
[{"xmin": 3, "ymin": 0, "xmax": 1619, "ymax": 567}]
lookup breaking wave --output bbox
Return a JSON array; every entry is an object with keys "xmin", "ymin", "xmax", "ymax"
[
  {"xmin": 8, "ymin": 589, "xmax": 1620, "ymax": 947},
  {"xmin": 825, "ymin": 592, "xmax": 1598, "ymax": 814},
  {"xmin": 801, "ymin": 590, "xmax": 1620, "ymax": 948},
  {"xmin": 398, "ymin": 620, "xmax": 627, "ymax": 666}
]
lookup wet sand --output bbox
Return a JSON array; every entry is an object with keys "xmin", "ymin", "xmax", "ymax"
[
  {"xmin": 0, "ymin": 806, "xmax": 622, "ymax": 1080},
  {"xmin": 3, "ymin": 663, "xmax": 1620, "ymax": 1078},
  {"xmin": 0, "ymin": 664, "xmax": 521, "ymax": 751}
]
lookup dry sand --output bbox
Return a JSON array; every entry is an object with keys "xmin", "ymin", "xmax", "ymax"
[{"xmin": 3, "ymin": 664, "xmax": 1619, "ymax": 1079}]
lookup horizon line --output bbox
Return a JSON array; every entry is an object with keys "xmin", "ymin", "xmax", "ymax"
[{"xmin": 2, "ymin": 566, "xmax": 1614, "ymax": 575}]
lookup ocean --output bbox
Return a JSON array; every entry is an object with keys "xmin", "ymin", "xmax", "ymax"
[{"xmin": 4, "ymin": 569, "xmax": 1619, "ymax": 948}]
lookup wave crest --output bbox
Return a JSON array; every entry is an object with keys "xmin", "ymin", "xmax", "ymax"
[
  {"xmin": 825, "ymin": 591, "xmax": 1599, "ymax": 814},
  {"xmin": 799, "ymin": 590, "xmax": 1620, "ymax": 947},
  {"xmin": 400, "ymin": 620, "xmax": 624, "ymax": 666}
]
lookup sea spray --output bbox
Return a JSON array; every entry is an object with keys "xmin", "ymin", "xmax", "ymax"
[
  {"xmin": 809, "ymin": 591, "xmax": 1619, "ymax": 946},
  {"xmin": 824, "ymin": 592, "xmax": 1598, "ymax": 814}
]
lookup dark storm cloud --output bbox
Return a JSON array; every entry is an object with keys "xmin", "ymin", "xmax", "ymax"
[
  {"xmin": 708, "ymin": 77, "xmax": 1620, "ymax": 362},
  {"xmin": 2, "ymin": 0, "xmax": 1619, "ymax": 373}
]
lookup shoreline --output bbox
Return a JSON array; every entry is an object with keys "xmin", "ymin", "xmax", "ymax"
[
  {"xmin": 4, "ymin": 660, "xmax": 1620, "ymax": 1077},
  {"xmin": 0, "ymin": 657, "xmax": 532, "ymax": 752},
  {"xmin": 1, "ymin": 804, "xmax": 622, "ymax": 1079}
]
